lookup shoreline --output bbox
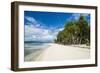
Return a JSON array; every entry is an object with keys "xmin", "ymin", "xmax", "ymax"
[{"xmin": 25, "ymin": 43, "xmax": 90, "ymax": 61}]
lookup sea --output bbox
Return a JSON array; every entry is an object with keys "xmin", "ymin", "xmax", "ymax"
[{"xmin": 24, "ymin": 42, "xmax": 51, "ymax": 57}]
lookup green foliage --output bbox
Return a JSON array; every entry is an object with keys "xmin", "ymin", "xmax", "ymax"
[{"xmin": 55, "ymin": 15, "xmax": 90, "ymax": 45}]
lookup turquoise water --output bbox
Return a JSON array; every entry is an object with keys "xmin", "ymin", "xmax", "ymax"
[{"xmin": 24, "ymin": 42, "xmax": 50, "ymax": 57}]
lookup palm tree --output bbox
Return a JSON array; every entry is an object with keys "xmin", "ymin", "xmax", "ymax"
[{"xmin": 55, "ymin": 15, "xmax": 90, "ymax": 45}]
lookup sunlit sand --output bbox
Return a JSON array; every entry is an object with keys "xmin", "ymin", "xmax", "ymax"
[{"xmin": 25, "ymin": 43, "xmax": 90, "ymax": 61}]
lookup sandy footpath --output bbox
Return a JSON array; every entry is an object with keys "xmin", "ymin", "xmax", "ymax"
[{"xmin": 25, "ymin": 43, "xmax": 90, "ymax": 61}]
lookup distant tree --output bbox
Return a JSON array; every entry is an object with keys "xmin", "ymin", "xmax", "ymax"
[{"xmin": 55, "ymin": 15, "xmax": 90, "ymax": 45}]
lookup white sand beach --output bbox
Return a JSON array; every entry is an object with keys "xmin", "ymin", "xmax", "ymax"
[{"xmin": 25, "ymin": 43, "xmax": 90, "ymax": 61}]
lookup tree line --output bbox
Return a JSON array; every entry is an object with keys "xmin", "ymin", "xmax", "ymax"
[{"xmin": 55, "ymin": 15, "xmax": 90, "ymax": 45}]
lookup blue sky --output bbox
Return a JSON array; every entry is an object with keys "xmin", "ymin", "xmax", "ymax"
[{"xmin": 24, "ymin": 11, "xmax": 90, "ymax": 42}]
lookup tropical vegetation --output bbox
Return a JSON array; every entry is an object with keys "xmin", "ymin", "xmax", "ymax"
[{"xmin": 55, "ymin": 15, "xmax": 90, "ymax": 45}]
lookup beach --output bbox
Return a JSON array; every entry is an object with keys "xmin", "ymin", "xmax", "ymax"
[{"xmin": 25, "ymin": 43, "xmax": 90, "ymax": 61}]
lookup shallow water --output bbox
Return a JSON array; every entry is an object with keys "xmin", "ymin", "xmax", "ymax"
[{"xmin": 24, "ymin": 42, "xmax": 50, "ymax": 57}]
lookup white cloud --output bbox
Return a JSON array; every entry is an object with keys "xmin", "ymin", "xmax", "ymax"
[
  {"xmin": 24, "ymin": 16, "xmax": 62, "ymax": 42},
  {"xmin": 25, "ymin": 24, "xmax": 57, "ymax": 42},
  {"xmin": 25, "ymin": 16, "xmax": 37, "ymax": 24},
  {"xmin": 71, "ymin": 14, "xmax": 80, "ymax": 20},
  {"xmin": 67, "ymin": 13, "xmax": 89, "ymax": 22}
]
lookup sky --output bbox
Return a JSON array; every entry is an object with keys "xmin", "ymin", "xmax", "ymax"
[{"xmin": 24, "ymin": 11, "xmax": 90, "ymax": 42}]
